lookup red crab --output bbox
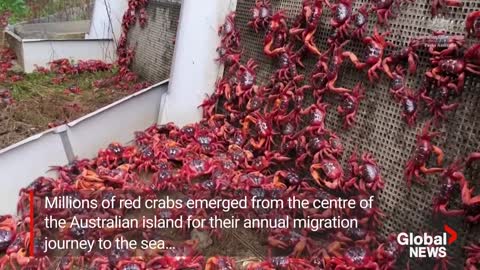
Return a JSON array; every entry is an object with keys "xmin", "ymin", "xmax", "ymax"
[
  {"xmin": 18, "ymin": 177, "xmax": 57, "ymax": 216},
  {"xmin": 147, "ymin": 245, "xmax": 204, "ymax": 270},
  {"xmin": 182, "ymin": 155, "xmax": 216, "ymax": 182},
  {"xmin": 351, "ymin": 194, "xmax": 386, "ymax": 227},
  {"xmin": 389, "ymin": 66, "xmax": 407, "ymax": 100},
  {"xmin": 247, "ymin": 256, "xmax": 316, "ymax": 270},
  {"xmin": 96, "ymin": 142, "xmax": 134, "ymax": 168},
  {"xmin": 333, "ymin": 226, "xmax": 377, "ymax": 248},
  {"xmin": 189, "ymin": 128, "xmax": 225, "ymax": 154},
  {"xmin": 63, "ymin": 86, "xmax": 81, "ymax": 95},
  {"xmin": 234, "ymin": 171, "xmax": 271, "ymax": 191},
  {"xmin": 153, "ymin": 167, "xmax": 181, "ymax": 191},
  {"xmin": 300, "ymin": 100, "xmax": 329, "ymax": 134},
  {"xmin": 382, "ymin": 39, "xmax": 420, "ymax": 79},
  {"xmin": 138, "ymin": 8, "xmax": 148, "ymax": 28},
  {"xmin": 370, "ymin": 0, "xmax": 405, "ymax": 26},
  {"xmin": 267, "ymin": 229, "xmax": 313, "ymax": 257},
  {"xmin": 275, "ymin": 47, "xmax": 305, "ymax": 83},
  {"xmin": 242, "ymin": 111, "xmax": 277, "ymax": 150},
  {"xmin": 427, "ymin": 44, "xmax": 480, "ymax": 94},
  {"xmin": 422, "ymin": 31, "xmax": 464, "ymax": 57},
  {"xmin": 319, "ymin": 40, "xmax": 362, "ymax": 94},
  {"xmin": 345, "ymin": 152, "xmax": 385, "ymax": 193},
  {"xmin": 404, "ymin": 122, "xmax": 444, "ymax": 188},
  {"xmin": 246, "ymin": 151, "xmax": 290, "ymax": 172},
  {"xmin": 0, "ymin": 232, "xmax": 49, "ymax": 270},
  {"xmin": 325, "ymin": 0, "xmax": 352, "ymax": 40},
  {"xmin": 310, "ymin": 156, "xmax": 344, "ymax": 190},
  {"xmin": 432, "ymin": 160, "xmax": 464, "ymax": 217},
  {"xmin": 160, "ymin": 139, "xmax": 186, "ymax": 161},
  {"xmin": 0, "ymin": 215, "xmax": 16, "ymax": 252},
  {"xmin": 466, "ymin": 11, "xmax": 480, "ymax": 38},
  {"xmin": 420, "ymin": 83, "xmax": 459, "ymax": 123},
  {"xmin": 353, "ymin": 27, "xmax": 393, "ymax": 82},
  {"xmin": 431, "ymin": 0, "xmax": 462, "ymax": 16},
  {"xmin": 466, "ymin": 152, "xmax": 480, "ymax": 167},
  {"xmin": 56, "ymin": 253, "xmax": 84, "ymax": 270},
  {"xmin": 376, "ymin": 234, "xmax": 405, "ymax": 270},
  {"xmin": 460, "ymin": 174, "xmax": 480, "ymax": 223},
  {"xmin": 131, "ymin": 146, "xmax": 159, "ymax": 172},
  {"xmin": 205, "ymin": 256, "xmax": 236, "ymax": 270},
  {"xmin": 289, "ymin": 0, "xmax": 324, "ymax": 56},
  {"xmin": 350, "ymin": 4, "xmax": 369, "ymax": 40},
  {"xmin": 218, "ymin": 12, "xmax": 240, "ymax": 49},
  {"xmin": 225, "ymin": 144, "xmax": 252, "ymax": 168},
  {"xmin": 465, "ymin": 242, "xmax": 480, "ymax": 269},
  {"xmin": 328, "ymin": 246, "xmax": 379, "ymax": 270},
  {"xmin": 273, "ymin": 170, "xmax": 308, "ymax": 189},
  {"xmin": 236, "ymin": 59, "xmax": 258, "ymax": 99},
  {"xmin": 216, "ymin": 45, "xmax": 242, "ymax": 74},
  {"xmin": 337, "ymin": 82, "xmax": 365, "ymax": 129},
  {"xmin": 398, "ymin": 87, "xmax": 420, "ymax": 127},
  {"xmin": 264, "ymin": 12, "xmax": 289, "ymax": 57},
  {"xmin": 116, "ymin": 257, "xmax": 146, "ymax": 270},
  {"xmin": 248, "ymin": 0, "xmax": 272, "ymax": 33},
  {"xmin": 75, "ymin": 169, "xmax": 107, "ymax": 191},
  {"xmin": 96, "ymin": 164, "xmax": 140, "ymax": 192},
  {"xmin": 0, "ymin": 88, "xmax": 14, "ymax": 106}
]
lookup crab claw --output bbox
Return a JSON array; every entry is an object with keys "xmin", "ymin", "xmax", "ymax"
[
  {"xmin": 466, "ymin": 11, "xmax": 480, "ymax": 38},
  {"xmin": 382, "ymin": 57, "xmax": 395, "ymax": 79},
  {"xmin": 466, "ymin": 152, "xmax": 480, "ymax": 167},
  {"xmin": 310, "ymin": 162, "xmax": 342, "ymax": 190},
  {"xmin": 408, "ymin": 53, "xmax": 418, "ymax": 75},
  {"xmin": 264, "ymin": 35, "xmax": 286, "ymax": 57},
  {"xmin": 267, "ymin": 238, "xmax": 289, "ymax": 249},
  {"xmin": 292, "ymin": 238, "xmax": 307, "ymax": 257}
]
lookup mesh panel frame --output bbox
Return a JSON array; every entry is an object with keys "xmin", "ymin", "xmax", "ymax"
[
  {"xmin": 233, "ymin": 0, "xmax": 480, "ymax": 268},
  {"xmin": 129, "ymin": 0, "xmax": 181, "ymax": 83}
]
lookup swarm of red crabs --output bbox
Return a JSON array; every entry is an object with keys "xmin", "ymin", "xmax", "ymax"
[{"xmin": 1, "ymin": 0, "xmax": 480, "ymax": 269}]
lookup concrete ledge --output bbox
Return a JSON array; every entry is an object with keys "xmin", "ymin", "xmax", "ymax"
[
  {"xmin": 0, "ymin": 81, "xmax": 168, "ymax": 214},
  {"xmin": 5, "ymin": 30, "xmax": 116, "ymax": 73},
  {"xmin": 14, "ymin": 20, "xmax": 91, "ymax": 39}
]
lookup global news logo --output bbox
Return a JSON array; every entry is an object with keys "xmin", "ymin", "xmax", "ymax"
[{"xmin": 397, "ymin": 225, "xmax": 457, "ymax": 258}]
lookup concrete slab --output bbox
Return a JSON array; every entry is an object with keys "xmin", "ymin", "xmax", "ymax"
[{"xmin": 14, "ymin": 20, "xmax": 91, "ymax": 39}]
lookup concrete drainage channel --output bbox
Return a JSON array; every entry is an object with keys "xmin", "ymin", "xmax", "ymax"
[{"xmin": 0, "ymin": 81, "xmax": 167, "ymax": 214}]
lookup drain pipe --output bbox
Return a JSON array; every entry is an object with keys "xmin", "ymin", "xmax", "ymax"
[{"xmin": 158, "ymin": 0, "xmax": 237, "ymax": 126}]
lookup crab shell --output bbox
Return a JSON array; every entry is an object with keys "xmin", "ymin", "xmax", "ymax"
[{"xmin": 335, "ymin": 3, "xmax": 351, "ymax": 23}]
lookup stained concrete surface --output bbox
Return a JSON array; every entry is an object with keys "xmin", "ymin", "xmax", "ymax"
[{"xmin": 14, "ymin": 20, "xmax": 91, "ymax": 39}]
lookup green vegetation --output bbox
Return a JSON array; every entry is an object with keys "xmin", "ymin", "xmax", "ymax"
[
  {"xmin": 0, "ymin": 0, "xmax": 27, "ymax": 23},
  {"xmin": 6, "ymin": 69, "xmax": 119, "ymax": 101}
]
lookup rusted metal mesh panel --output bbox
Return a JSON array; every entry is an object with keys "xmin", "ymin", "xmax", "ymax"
[
  {"xmin": 128, "ymin": 0, "xmax": 180, "ymax": 83},
  {"xmin": 234, "ymin": 0, "xmax": 480, "ymax": 268}
]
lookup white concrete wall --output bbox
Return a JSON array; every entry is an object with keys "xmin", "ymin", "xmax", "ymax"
[
  {"xmin": 87, "ymin": 0, "xmax": 128, "ymax": 42},
  {"xmin": 68, "ymin": 82, "xmax": 165, "ymax": 158},
  {"xmin": 0, "ymin": 81, "xmax": 167, "ymax": 215},
  {"xmin": 21, "ymin": 39, "xmax": 116, "ymax": 73},
  {"xmin": 158, "ymin": 0, "xmax": 237, "ymax": 126},
  {"xmin": 0, "ymin": 130, "xmax": 70, "ymax": 214}
]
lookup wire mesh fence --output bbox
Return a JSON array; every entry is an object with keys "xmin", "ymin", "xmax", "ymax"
[{"xmin": 25, "ymin": 0, "xmax": 95, "ymax": 23}]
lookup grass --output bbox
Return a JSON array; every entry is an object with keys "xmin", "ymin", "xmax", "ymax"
[
  {"xmin": 0, "ymin": 67, "xmax": 139, "ymax": 149},
  {"xmin": 8, "ymin": 69, "xmax": 117, "ymax": 100}
]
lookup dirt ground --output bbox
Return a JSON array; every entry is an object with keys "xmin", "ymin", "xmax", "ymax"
[{"xmin": 0, "ymin": 63, "xmax": 145, "ymax": 150}]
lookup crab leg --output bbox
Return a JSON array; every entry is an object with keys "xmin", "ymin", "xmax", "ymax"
[{"xmin": 432, "ymin": 145, "xmax": 444, "ymax": 165}]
